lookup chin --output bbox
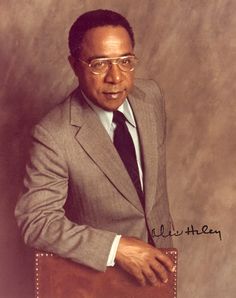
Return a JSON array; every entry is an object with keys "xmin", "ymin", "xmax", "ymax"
[
  {"xmin": 101, "ymin": 102, "xmax": 121, "ymax": 111},
  {"xmin": 111, "ymin": 100, "xmax": 126, "ymax": 111}
]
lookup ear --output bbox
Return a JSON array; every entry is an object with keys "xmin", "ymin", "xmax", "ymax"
[{"xmin": 68, "ymin": 55, "xmax": 77, "ymax": 75}]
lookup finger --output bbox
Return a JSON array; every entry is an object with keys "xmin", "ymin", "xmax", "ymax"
[
  {"xmin": 131, "ymin": 267, "xmax": 146, "ymax": 286},
  {"xmin": 150, "ymin": 259, "xmax": 169, "ymax": 283},
  {"xmin": 143, "ymin": 267, "xmax": 159, "ymax": 286},
  {"xmin": 154, "ymin": 249, "xmax": 175, "ymax": 272}
]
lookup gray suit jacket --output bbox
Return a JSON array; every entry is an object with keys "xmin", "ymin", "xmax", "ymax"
[{"xmin": 15, "ymin": 79, "xmax": 173, "ymax": 272}]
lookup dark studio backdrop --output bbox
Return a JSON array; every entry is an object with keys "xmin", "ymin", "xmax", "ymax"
[{"xmin": 0, "ymin": 1, "xmax": 235, "ymax": 297}]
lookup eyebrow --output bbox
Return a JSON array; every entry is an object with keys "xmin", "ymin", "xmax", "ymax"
[{"xmin": 87, "ymin": 52, "xmax": 134, "ymax": 61}]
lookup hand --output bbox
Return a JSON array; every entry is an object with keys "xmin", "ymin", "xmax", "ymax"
[{"xmin": 115, "ymin": 236, "xmax": 175, "ymax": 286}]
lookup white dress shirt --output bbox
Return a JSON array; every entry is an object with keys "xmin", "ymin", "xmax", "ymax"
[{"xmin": 81, "ymin": 91, "xmax": 143, "ymax": 266}]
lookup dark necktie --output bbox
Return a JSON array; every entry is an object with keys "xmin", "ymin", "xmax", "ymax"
[{"xmin": 113, "ymin": 110, "xmax": 145, "ymax": 208}]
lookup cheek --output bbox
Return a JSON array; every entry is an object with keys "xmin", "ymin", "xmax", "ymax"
[
  {"xmin": 124, "ymin": 73, "xmax": 134, "ymax": 89},
  {"xmin": 82, "ymin": 74, "xmax": 102, "ymax": 93},
  {"xmin": 91, "ymin": 78, "xmax": 105, "ymax": 94}
]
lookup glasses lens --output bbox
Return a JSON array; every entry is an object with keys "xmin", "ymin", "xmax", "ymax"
[
  {"xmin": 89, "ymin": 56, "xmax": 138, "ymax": 74},
  {"xmin": 118, "ymin": 56, "xmax": 138, "ymax": 71},
  {"xmin": 90, "ymin": 60, "xmax": 108, "ymax": 74}
]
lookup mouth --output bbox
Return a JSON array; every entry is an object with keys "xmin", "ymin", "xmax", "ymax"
[{"xmin": 103, "ymin": 91, "xmax": 124, "ymax": 99}]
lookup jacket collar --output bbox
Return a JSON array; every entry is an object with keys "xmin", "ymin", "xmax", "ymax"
[{"xmin": 70, "ymin": 85, "xmax": 159, "ymax": 214}]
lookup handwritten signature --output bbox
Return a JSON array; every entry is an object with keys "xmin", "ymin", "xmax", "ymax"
[{"xmin": 152, "ymin": 224, "xmax": 222, "ymax": 241}]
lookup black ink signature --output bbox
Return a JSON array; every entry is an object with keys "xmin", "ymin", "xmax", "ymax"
[{"xmin": 152, "ymin": 224, "xmax": 222, "ymax": 241}]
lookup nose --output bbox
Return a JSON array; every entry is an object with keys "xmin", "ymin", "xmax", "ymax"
[{"xmin": 104, "ymin": 63, "xmax": 123, "ymax": 84}]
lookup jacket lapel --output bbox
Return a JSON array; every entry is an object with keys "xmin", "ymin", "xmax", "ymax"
[
  {"xmin": 70, "ymin": 89, "xmax": 143, "ymax": 213},
  {"xmin": 128, "ymin": 87, "xmax": 159, "ymax": 215}
]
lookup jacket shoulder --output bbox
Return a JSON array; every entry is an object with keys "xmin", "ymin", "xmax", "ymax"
[
  {"xmin": 134, "ymin": 78, "xmax": 165, "ymax": 115},
  {"xmin": 134, "ymin": 78, "xmax": 162, "ymax": 98},
  {"xmin": 134, "ymin": 78, "xmax": 166, "ymax": 140},
  {"xmin": 36, "ymin": 92, "xmax": 75, "ymax": 131}
]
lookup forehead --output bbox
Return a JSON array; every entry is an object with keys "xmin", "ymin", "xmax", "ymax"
[{"xmin": 80, "ymin": 25, "xmax": 133, "ymax": 58}]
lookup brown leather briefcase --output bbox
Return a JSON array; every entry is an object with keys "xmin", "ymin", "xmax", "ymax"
[{"xmin": 35, "ymin": 248, "xmax": 177, "ymax": 298}]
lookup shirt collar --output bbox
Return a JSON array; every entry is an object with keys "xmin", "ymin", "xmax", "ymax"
[{"xmin": 81, "ymin": 90, "xmax": 136, "ymax": 132}]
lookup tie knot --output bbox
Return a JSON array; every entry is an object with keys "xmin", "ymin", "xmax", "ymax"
[{"xmin": 113, "ymin": 110, "xmax": 126, "ymax": 125}]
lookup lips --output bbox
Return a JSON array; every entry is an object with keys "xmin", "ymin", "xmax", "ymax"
[{"xmin": 103, "ymin": 91, "xmax": 124, "ymax": 100}]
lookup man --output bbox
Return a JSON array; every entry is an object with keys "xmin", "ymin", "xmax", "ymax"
[{"xmin": 15, "ymin": 9, "xmax": 175, "ymax": 287}]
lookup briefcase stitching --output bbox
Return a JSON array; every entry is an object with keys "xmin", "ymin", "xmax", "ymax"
[
  {"xmin": 165, "ymin": 250, "xmax": 178, "ymax": 298},
  {"xmin": 35, "ymin": 252, "xmax": 54, "ymax": 298}
]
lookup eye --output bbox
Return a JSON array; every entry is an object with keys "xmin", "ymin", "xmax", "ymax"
[
  {"xmin": 91, "ymin": 60, "xmax": 106, "ymax": 70},
  {"xmin": 120, "ymin": 58, "xmax": 132, "ymax": 65}
]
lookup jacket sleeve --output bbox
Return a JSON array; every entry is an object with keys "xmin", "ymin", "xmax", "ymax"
[{"xmin": 15, "ymin": 123, "xmax": 116, "ymax": 272}]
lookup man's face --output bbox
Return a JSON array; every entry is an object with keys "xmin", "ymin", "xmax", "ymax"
[{"xmin": 69, "ymin": 26, "xmax": 135, "ymax": 111}]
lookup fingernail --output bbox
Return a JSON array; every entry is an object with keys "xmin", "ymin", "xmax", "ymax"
[
  {"xmin": 163, "ymin": 278, "xmax": 168, "ymax": 284},
  {"xmin": 171, "ymin": 265, "xmax": 176, "ymax": 273}
]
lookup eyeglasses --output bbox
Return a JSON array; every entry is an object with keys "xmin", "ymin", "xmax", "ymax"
[{"xmin": 78, "ymin": 55, "xmax": 139, "ymax": 75}]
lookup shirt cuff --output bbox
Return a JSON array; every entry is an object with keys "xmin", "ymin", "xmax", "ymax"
[{"xmin": 106, "ymin": 235, "xmax": 122, "ymax": 267}]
